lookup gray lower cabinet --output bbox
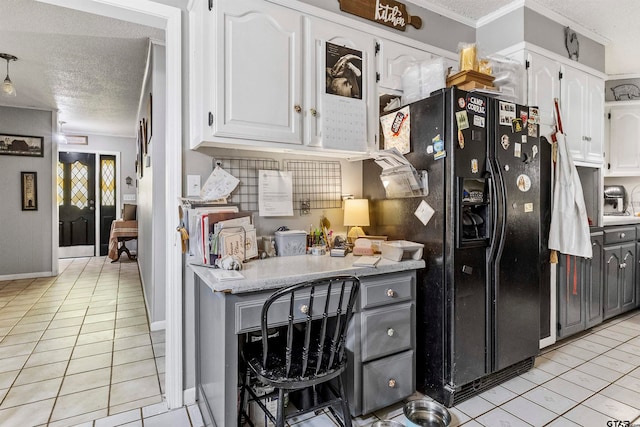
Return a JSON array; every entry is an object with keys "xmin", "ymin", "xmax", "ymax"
[
  {"xmin": 557, "ymin": 231, "xmax": 603, "ymax": 339},
  {"xmin": 603, "ymin": 226, "xmax": 637, "ymax": 320},
  {"xmin": 346, "ymin": 271, "xmax": 416, "ymax": 416}
]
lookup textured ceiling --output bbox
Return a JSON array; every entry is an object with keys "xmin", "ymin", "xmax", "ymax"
[
  {"xmin": 0, "ymin": 0, "xmax": 637, "ymax": 139},
  {"xmin": 0, "ymin": 0, "xmax": 163, "ymax": 137}
]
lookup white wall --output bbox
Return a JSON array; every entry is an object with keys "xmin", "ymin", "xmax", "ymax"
[{"xmin": 138, "ymin": 42, "xmax": 167, "ymax": 326}]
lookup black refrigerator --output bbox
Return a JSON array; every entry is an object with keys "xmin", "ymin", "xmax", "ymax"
[{"xmin": 364, "ymin": 87, "xmax": 551, "ymax": 406}]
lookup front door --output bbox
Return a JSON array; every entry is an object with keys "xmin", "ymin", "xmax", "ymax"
[{"xmin": 58, "ymin": 152, "xmax": 96, "ymax": 258}]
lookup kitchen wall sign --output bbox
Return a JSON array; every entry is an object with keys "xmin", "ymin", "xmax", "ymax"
[{"xmin": 338, "ymin": 0, "xmax": 422, "ymax": 31}]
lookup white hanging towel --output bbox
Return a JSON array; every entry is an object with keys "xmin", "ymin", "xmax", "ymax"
[{"xmin": 548, "ymin": 130, "xmax": 592, "ymax": 258}]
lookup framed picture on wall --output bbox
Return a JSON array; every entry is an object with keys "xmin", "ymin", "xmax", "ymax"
[
  {"xmin": 65, "ymin": 135, "xmax": 88, "ymax": 145},
  {"xmin": 21, "ymin": 171, "xmax": 38, "ymax": 211},
  {"xmin": 1, "ymin": 134, "xmax": 44, "ymax": 157}
]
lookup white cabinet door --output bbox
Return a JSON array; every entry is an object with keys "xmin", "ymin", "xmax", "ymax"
[
  {"xmin": 307, "ymin": 17, "xmax": 375, "ymax": 152},
  {"xmin": 527, "ymin": 51, "xmax": 561, "ymax": 139},
  {"xmin": 561, "ymin": 66, "xmax": 588, "ymax": 162},
  {"xmin": 376, "ymin": 38, "xmax": 433, "ymax": 91},
  {"xmin": 212, "ymin": 0, "xmax": 303, "ymax": 144},
  {"xmin": 560, "ymin": 65, "xmax": 604, "ymax": 164},
  {"xmin": 608, "ymin": 106, "xmax": 640, "ymax": 174},
  {"xmin": 585, "ymin": 75, "xmax": 604, "ymax": 163}
]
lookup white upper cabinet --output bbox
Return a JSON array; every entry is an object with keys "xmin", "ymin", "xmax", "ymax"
[
  {"xmin": 607, "ymin": 105, "xmax": 640, "ymax": 175},
  {"xmin": 210, "ymin": 0, "xmax": 304, "ymax": 145},
  {"xmin": 523, "ymin": 49, "xmax": 604, "ymax": 164},
  {"xmin": 305, "ymin": 16, "xmax": 376, "ymax": 152},
  {"xmin": 376, "ymin": 38, "xmax": 434, "ymax": 91},
  {"xmin": 526, "ymin": 51, "xmax": 561, "ymax": 140},
  {"xmin": 561, "ymin": 66, "xmax": 604, "ymax": 164}
]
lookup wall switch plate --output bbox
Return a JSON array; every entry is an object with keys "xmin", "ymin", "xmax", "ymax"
[{"xmin": 187, "ymin": 175, "xmax": 201, "ymax": 197}]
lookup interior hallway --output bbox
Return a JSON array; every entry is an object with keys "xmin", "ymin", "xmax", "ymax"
[{"xmin": 0, "ymin": 257, "xmax": 201, "ymax": 427}]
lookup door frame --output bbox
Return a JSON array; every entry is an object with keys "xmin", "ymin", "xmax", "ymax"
[
  {"xmin": 39, "ymin": 0, "xmax": 183, "ymax": 409},
  {"xmin": 56, "ymin": 148, "xmax": 122, "ymax": 258}
]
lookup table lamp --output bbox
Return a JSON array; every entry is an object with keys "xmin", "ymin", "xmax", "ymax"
[{"xmin": 343, "ymin": 198, "xmax": 370, "ymax": 243}]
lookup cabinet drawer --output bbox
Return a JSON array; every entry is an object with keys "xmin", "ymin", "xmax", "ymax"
[
  {"xmin": 360, "ymin": 272, "xmax": 414, "ymax": 309},
  {"xmin": 361, "ymin": 303, "xmax": 413, "ymax": 362},
  {"xmin": 235, "ymin": 284, "xmax": 354, "ymax": 334},
  {"xmin": 604, "ymin": 226, "xmax": 636, "ymax": 244},
  {"xmin": 362, "ymin": 350, "xmax": 414, "ymax": 414}
]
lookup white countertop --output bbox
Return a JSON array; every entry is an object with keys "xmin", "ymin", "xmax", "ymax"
[
  {"xmin": 190, "ymin": 253, "xmax": 425, "ymax": 294},
  {"xmin": 602, "ymin": 215, "xmax": 640, "ymax": 226}
]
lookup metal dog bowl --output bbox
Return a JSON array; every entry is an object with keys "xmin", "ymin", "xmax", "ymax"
[
  {"xmin": 371, "ymin": 421, "xmax": 404, "ymax": 427},
  {"xmin": 404, "ymin": 399, "xmax": 452, "ymax": 427}
]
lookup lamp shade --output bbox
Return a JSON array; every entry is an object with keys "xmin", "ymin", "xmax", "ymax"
[{"xmin": 343, "ymin": 199, "xmax": 370, "ymax": 226}]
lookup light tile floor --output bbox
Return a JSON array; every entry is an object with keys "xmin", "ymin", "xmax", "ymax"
[
  {"xmin": 4, "ymin": 258, "xmax": 640, "ymax": 426},
  {"xmin": 0, "ymin": 256, "xmax": 204, "ymax": 427},
  {"xmin": 288, "ymin": 309, "xmax": 640, "ymax": 427}
]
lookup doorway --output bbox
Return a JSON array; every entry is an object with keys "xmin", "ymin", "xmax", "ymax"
[{"xmin": 58, "ymin": 151, "xmax": 96, "ymax": 258}]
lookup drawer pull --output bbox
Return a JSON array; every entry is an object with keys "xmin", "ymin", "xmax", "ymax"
[
  {"xmin": 620, "ymin": 233, "xmax": 626, "ymax": 239},
  {"xmin": 294, "ymin": 104, "xmax": 302, "ymax": 113},
  {"xmin": 388, "ymin": 379, "xmax": 396, "ymax": 388},
  {"xmin": 300, "ymin": 304, "xmax": 309, "ymax": 314},
  {"xmin": 387, "ymin": 328, "xmax": 395, "ymax": 337},
  {"xmin": 386, "ymin": 289, "xmax": 396, "ymax": 298},
  {"xmin": 310, "ymin": 108, "xmax": 317, "ymax": 117}
]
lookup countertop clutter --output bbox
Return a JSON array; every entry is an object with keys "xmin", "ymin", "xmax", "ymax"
[{"xmin": 190, "ymin": 253, "xmax": 425, "ymax": 294}]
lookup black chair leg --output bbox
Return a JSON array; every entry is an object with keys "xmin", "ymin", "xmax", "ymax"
[
  {"xmin": 276, "ymin": 388, "xmax": 286, "ymax": 427},
  {"xmin": 337, "ymin": 376, "xmax": 352, "ymax": 427},
  {"xmin": 238, "ymin": 366, "xmax": 250, "ymax": 427}
]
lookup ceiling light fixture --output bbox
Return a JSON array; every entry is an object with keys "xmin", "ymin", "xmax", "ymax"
[
  {"xmin": 0, "ymin": 53, "xmax": 18, "ymax": 97},
  {"xmin": 58, "ymin": 121, "xmax": 68, "ymax": 144}
]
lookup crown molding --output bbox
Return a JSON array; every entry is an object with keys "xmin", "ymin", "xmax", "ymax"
[
  {"xmin": 476, "ymin": 0, "xmax": 525, "ymax": 27},
  {"xmin": 405, "ymin": 0, "xmax": 476, "ymax": 27}
]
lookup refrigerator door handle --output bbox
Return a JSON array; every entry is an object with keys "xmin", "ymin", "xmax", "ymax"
[{"xmin": 490, "ymin": 157, "xmax": 507, "ymax": 262}]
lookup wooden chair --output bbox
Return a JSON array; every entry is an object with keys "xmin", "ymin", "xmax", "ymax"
[{"xmin": 238, "ymin": 276, "xmax": 360, "ymax": 427}]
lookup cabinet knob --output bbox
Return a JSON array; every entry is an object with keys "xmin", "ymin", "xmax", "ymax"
[
  {"xmin": 388, "ymin": 379, "xmax": 396, "ymax": 388},
  {"xmin": 300, "ymin": 304, "xmax": 309, "ymax": 314},
  {"xmin": 621, "ymin": 233, "xmax": 626, "ymax": 238},
  {"xmin": 620, "ymin": 263, "xmax": 626, "ymax": 269},
  {"xmin": 387, "ymin": 328, "xmax": 395, "ymax": 337},
  {"xmin": 310, "ymin": 108, "xmax": 317, "ymax": 117},
  {"xmin": 294, "ymin": 105, "xmax": 302, "ymax": 113},
  {"xmin": 386, "ymin": 289, "xmax": 396, "ymax": 298}
]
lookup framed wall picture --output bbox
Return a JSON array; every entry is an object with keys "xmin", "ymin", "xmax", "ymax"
[
  {"xmin": 1, "ymin": 134, "xmax": 44, "ymax": 157},
  {"xmin": 21, "ymin": 171, "xmax": 38, "ymax": 211},
  {"xmin": 65, "ymin": 135, "xmax": 88, "ymax": 145}
]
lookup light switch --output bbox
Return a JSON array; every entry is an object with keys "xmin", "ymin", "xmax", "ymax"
[{"xmin": 187, "ymin": 175, "xmax": 201, "ymax": 196}]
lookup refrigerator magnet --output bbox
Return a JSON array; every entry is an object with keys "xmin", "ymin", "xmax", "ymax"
[
  {"xmin": 529, "ymin": 107, "xmax": 540, "ymax": 124},
  {"xmin": 456, "ymin": 111, "xmax": 469, "ymax": 130},
  {"xmin": 458, "ymin": 97, "xmax": 466, "ymax": 108},
  {"xmin": 514, "ymin": 143, "xmax": 521, "ymax": 158},
  {"xmin": 414, "ymin": 200, "xmax": 435, "ymax": 226},
  {"xmin": 471, "ymin": 159, "xmax": 478, "ymax": 174},
  {"xmin": 473, "ymin": 115, "xmax": 485, "ymax": 128},
  {"xmin": 524, "ymin": 203, "xmax": 534, "ymax": 213},
  {"xmin": 499, "ymin": 101, "xmax": 516, "ymax": 125},
  {"xmin": 501, "ymin": 134, "xmax": 510, "ymax": 150},
  {"xmin": 532, "ymin": 145, "xmax": 539, "ymax": 159},
  {"xmin": 528, "ymin": 123, "xmax": 538, "ymax": 137},
  {"xmin": 521, "ymin": 135, "xmax": 527, "ymax": 143},
  {"xmin": 517, "ymin": 174, "xmax": 531, "ymax": 192},
  {"xmin": 511, "ymin": 117, "xmax": 523, "ymax": 133},
  {"xmin": 466, "ymin": 95, "xmax": 486, "ymax": 116},
  {"xmin": 520, "ymin": 110, "xmax": 528, "ymax": 123},
  {"xmin": 458, "ymin": 129, "xmax": 465, "ymax": 149}
]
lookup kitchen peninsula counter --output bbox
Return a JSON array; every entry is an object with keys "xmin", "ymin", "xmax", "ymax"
[{"xmin": 191, "ymin": 254, "xmax": 425, "ymax": 426}]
